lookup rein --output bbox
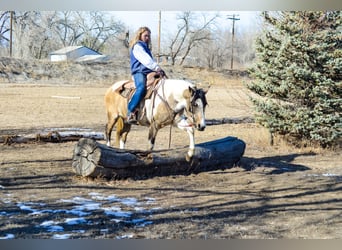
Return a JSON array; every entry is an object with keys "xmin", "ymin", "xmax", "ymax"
[{"xmin": 150, "ymin": 78, "xmax": 176, "ymax": 149}]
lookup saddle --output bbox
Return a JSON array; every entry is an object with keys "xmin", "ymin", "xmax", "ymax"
[{"xmin": 115, "ymin": 72, "xmax": 163, "ymax": 101}]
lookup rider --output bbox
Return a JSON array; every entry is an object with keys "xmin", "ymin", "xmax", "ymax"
[{"xmin": 127, "ymin": 26, "xmax": 165, "ymax": 124}]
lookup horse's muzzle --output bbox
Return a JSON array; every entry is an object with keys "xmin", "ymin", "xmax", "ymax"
[{"xmin": 196, "ymin": 125, "xmax": 206, "ymax": 131}]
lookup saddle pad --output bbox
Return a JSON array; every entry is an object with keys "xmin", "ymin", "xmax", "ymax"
[{"xmin": 111, "ymin": 80, "xmax": 132, "ymax": 92}]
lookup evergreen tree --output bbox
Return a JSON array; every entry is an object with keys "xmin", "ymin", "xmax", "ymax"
[{"xmin": 248, "ymin": 11, "xmax": 341, "ymax": 147}]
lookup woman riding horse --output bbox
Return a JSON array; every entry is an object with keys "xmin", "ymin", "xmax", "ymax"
[{"xmin": 127, "ymin": 26, "xmax": 165, "ymax": 124}]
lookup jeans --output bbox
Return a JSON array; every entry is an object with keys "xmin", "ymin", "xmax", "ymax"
[{"xmin": 128, "ymin": 73, "xmax": 146, "ymax": 114}]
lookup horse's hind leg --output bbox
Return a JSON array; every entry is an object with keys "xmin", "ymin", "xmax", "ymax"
[
  {"xmin": 115, "ymin": 117, "xmax": 131, "ymax": 149},
  {"xmin": 105, "ymin": 115, "xmax": 117, "ymax": 147}
]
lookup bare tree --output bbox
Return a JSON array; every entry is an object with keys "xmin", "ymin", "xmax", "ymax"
[
  {"xmin": 0, "ymin": 11, "xmax": 11, "ymax": 47},
  {"xmin": 53, "ymin": 11, "xmax": 85, "ymax": 47},
  {"xmin": 52, "ymin": 11, "xmax": 125, "ymax": 52},
  {"xmin": 28, "ymin": 12, "xmax": 61, "ymax": 59},
  {"xmin": 197, "ymin": 31, "xmax": 229, "ymax": 69},
  {"xmin": 167, "ymin": 11, "xmax": 219, "ymax": 66},
  {"xmin": 1, "ymin": 11, "xmax": 126, "ymax": 59},
  {"xmin": 11, "ymin": 11, "xmax": 42, "ymax": 58},
  {"xmin": 73, "ymin": 11, "xmax": 125, "ymax": 52}
]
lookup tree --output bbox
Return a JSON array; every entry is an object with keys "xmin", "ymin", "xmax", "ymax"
[
  {"xmin": 0, "ymin": 11, "xmax": 11, "ymax": 48},
  {"xmin": 52, "ymin": 11, "xmax": 125, "ymax": 52},
  {"xmin": 166, "ymin": 12, "xmax": 218, "ymax": 66},
  {"xmin": 73, "ymin": 11, "xmax": 125, "ymax": 52},
  {"xmin": 248, "ymin": 11, "xmax": 341, "ymax": 147},
  {"xmin": 196, "ymin": 31, "xmax": 228, "ymax": 69},
  {"xmin": 0, "ymin": 11, "xmax": 126, "ymax": 59},
  {"xmin": 11, "ymin": 11, "xmax": 44, "ymax": 58}
]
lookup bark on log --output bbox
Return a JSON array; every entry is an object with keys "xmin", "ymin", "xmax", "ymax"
[{"xmin": 72, "ymin": 136, "xmax": 246, "ymax": 179}]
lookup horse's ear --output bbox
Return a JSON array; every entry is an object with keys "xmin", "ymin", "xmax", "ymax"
[
  {"xmin": 188, "ymin": 86, "xmax": 195, "ymax": 95},
  {"xmin": 203, "ymin": 85, "xmax": 210, "ymax": 94}
]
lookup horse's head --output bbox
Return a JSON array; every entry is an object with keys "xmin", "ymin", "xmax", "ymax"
[{"xmin": 188, "ymin": 87, "xmax": 208, "ymax": 131}]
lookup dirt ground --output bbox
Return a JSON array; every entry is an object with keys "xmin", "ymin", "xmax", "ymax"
[{"xmin": 0, "ymin": 78, "xmax": 341, "ymax": 239}]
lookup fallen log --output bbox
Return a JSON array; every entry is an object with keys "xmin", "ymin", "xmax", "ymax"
[
  {"xmin": 72, "ymin": 136, "xmax": 246, "ymax": 179},
  {"xmin": 1, "ymin": 130, "xmax": 104, "ymax": 144}
]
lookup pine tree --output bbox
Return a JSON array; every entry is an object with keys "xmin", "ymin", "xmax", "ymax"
[{"xmin": 248, "ymin": 11, "xmax": 341, "ymax": 147}]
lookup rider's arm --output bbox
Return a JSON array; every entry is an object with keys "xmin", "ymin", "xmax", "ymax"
[{"xmin": 132, "ymin": 43, "xmax": 161, "ymax": 71}]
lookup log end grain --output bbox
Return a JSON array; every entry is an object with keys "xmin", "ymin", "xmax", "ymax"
[{"xmin": 72, "ymin": 138, "xmax": 101, "ymax": 177}]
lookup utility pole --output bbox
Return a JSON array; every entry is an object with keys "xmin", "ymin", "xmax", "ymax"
[
  {"xmin": 10, "ymin": 11, "xmax": 13, "ymax": 57},
  {"xmin": 157, "ymin": 11, "xmax": 161, "ymax": 63},
  {"xmin": 227, "ymin": 14, "xmax": 240, "ymax": 69}
]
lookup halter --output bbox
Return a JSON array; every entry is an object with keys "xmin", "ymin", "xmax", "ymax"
[{"xmin": 187, "ymin": 88, "xmax": 208, "ymax": 123}]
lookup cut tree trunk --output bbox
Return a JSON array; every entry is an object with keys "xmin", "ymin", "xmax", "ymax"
[{"xmin": 72, "ymin": 136, "xmax": 246, "ymax": 179}]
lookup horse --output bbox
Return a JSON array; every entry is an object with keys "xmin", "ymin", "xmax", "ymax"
[{"xmin": 104, "ymin": 74, "xmax": 208, "ymax": 160}]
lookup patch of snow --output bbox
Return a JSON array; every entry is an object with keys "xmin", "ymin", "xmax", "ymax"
[
  {"xmin": 39, "ymin": 220, "xmax": 64, "ymax": 232},
  {"xmin": 17, "ymin": 203, "xmax": 34, "ymax": 212},
  {"xmin": 103, "ymin": 207, "xmax": 132, "ymax": 217},
  {"xmin": 145, "ymin": 197, "xmax": 156, "ymax": 203},
  {"xmin": 116, "ymin": 234, "xmax": 134, "ymax": 239},
  {"xmin": 66, "ymin": 209, "xmax": 91, "ymax": 217},
  {"xmin": 52, "ymin": 234, "xmax": 71, "ymax": 239},
  {"xmin": 72, "ymin": 230, "xmax": 85, "ymax": 234},
  {"xmin": 60, "ymin": 197, "xmax": 93, "ymax": 204},
  {"xmin": 120, "ymin": 197, "xmax": 138, "ymax": 206},
  {"xmin": 2, "ymin": 192, "xmax": 159, "ymax": 237},
  {"xmin": 65, "ymin": 217, "xmax": 87, "ymax": 225},
  {"xmin": 40, "ymin": 220, "xmax": 58, "ymax": 227},
  {"xmin": 0, "ymin": 233, "xmax": 15, "ymax": 239},
  {"xmin": 127, "ymin": 218, "xmax": 153, "ymax": 227},
  {"xmin": 47, "ymin": 226, "xmax": 64, "ymax": 232},
  {"xmin": 110, "ymin": 218, "xmax": 123, "ymax": 223},
  {"xmin": 306, "ymin": 173, "xmax": 341, "ymax": 178},
  {"xmin": 74, "ymin": 202, "xmax": 101, "ymax": 211},
  {"xmin": 322, "ymin": 173, "xmax": 339, "ymax": 177}
]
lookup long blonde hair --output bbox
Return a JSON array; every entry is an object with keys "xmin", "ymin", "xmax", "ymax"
[{"xmin": 129, "ymin": 26, "xmax": 152, "ymax": 50}]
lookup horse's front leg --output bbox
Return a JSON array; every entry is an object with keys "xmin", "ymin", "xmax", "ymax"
[
  {"xmin": 176, "ymin": 115, "xmax": 195, "ymax": 161},
  {"xmin": 148, "ymin": 124, "xmax": 159, "ymax": 150},
  {"xmin": 185, "ymin": 127, "xmax": 195, "ymax": 161}
]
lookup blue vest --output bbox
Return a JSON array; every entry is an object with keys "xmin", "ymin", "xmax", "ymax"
[{"xmin": 130, "ymin": 41, "xmax": 154, "ymax": 75}]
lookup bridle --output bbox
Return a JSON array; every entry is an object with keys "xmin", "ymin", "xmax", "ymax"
[{"xmin": 186, "ymin": 88, "xmax": 207, "ymax": 126}]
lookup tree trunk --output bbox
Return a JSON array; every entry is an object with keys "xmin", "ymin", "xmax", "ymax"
[{"xmin": 72, "ymin": 136, "xmax": 246, "ymax": 180}]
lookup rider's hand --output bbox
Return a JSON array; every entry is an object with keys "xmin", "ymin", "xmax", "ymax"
[{"xmin": 156, "ymin": 68, "xmax": 166, "ymax": 77}]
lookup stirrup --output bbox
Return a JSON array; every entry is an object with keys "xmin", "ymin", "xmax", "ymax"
[{"xmin": 126, "ymin": 112, "xmax": 137, "ymax": 124}]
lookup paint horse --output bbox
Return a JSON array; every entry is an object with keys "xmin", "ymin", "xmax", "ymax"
[{"xmin": 104, "ymin": 73, "xmax": 208, "ymax": 160}]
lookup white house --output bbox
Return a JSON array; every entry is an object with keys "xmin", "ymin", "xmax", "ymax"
[{"xmin": 49, "ymin": 46, "xmax": 106, "ymax": 62}]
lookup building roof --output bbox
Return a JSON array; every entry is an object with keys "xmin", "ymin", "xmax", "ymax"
[
  {"xmin": 76, "ymin": 55, "xmax": 109, "ymax": 62},
  {"xmin": 50, "ymin": 46, "xmax": 101, "ymax": 55}
]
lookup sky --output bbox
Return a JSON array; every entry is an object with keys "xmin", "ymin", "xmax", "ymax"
[{"xmin": 110, "ymin": 11, "xmax": 260, "ymax": 34}]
